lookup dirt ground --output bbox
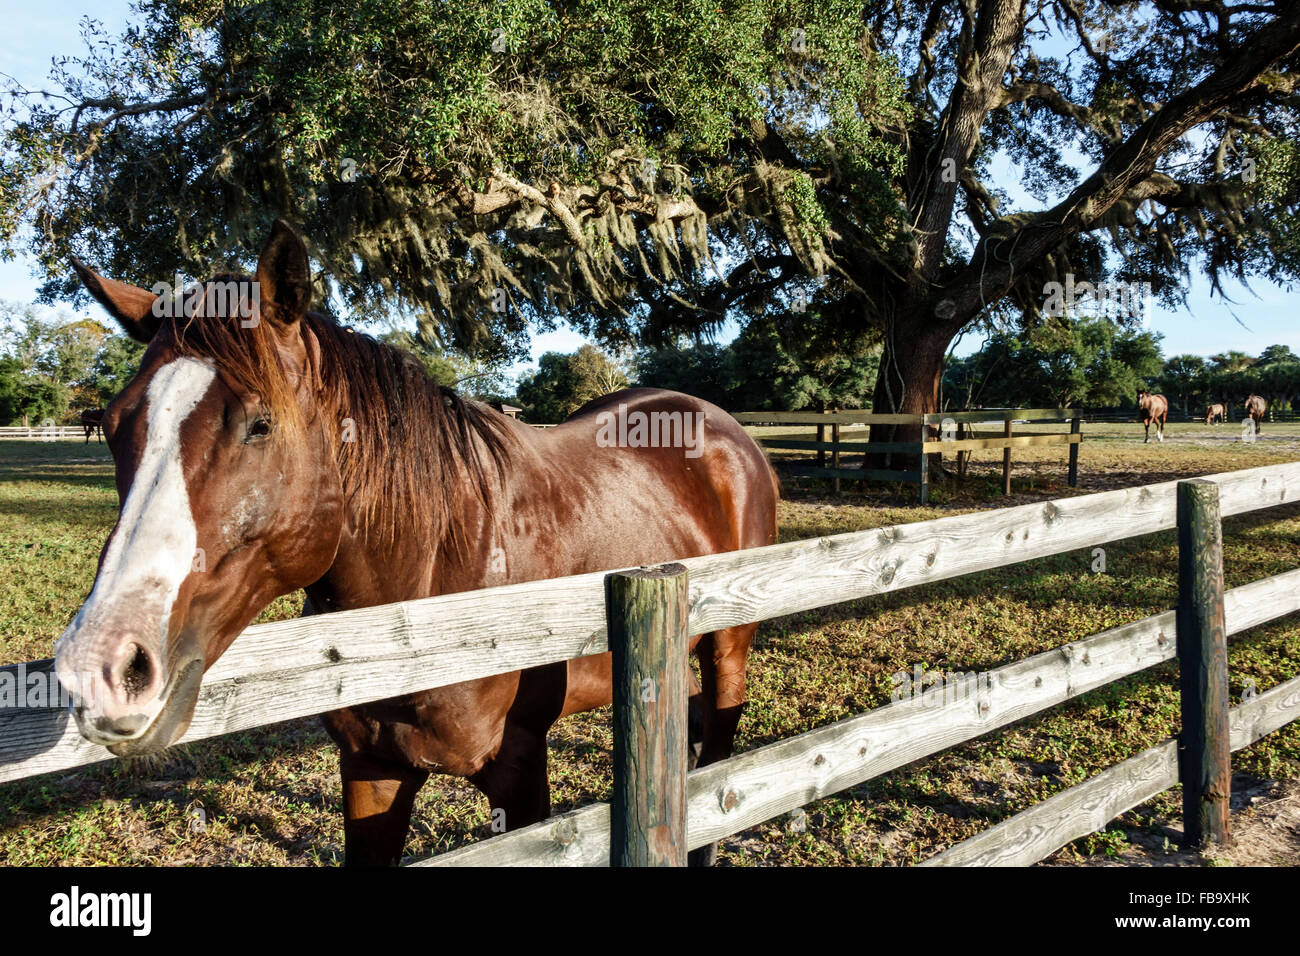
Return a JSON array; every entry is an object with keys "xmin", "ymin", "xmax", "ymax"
[{"xmin": 1049, "ymin": 774, "xmax": 1300, "ymax": 867}]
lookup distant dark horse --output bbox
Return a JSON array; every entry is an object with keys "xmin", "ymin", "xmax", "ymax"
[
  {"xmin": 1137, "ymin": 389, "xmax": 1168, "ymax": 443},
  {"xmin": 79, "ymin": 408, "xmax": 105, "ymax": 443},
  {"xmin": 56, "ymin": 221, "xmax": 779, "ymax": 866},
  {"xmin": 1245, "ymin": 394, "xmax": 1267, "ymax": 434}
]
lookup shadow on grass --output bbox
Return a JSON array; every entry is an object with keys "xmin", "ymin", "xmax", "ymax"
[{"xmin": 0, "ymin": 716, "xmax": 337, "ymax": 829}]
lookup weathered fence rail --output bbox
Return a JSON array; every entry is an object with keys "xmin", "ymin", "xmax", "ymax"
[
  {"xmin": 2, "ymin": 461, "xmax": 1299, "ymax": 866},
  {"xmin": 0, "ymin": 426, "xmax": 89, "ymax": 440},
  {"xmin": 735, "ymin": 408, "xmax": 1082, "ymax": 501},
  {"xmin": 921, "ymin": 673, "xmax": 1300, "ymax": 866},
  {"xmin": 416, "ymin": 562, "xmax": 1300, "ymax": 866}
]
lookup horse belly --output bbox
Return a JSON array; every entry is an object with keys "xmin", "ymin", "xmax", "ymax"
[{"xmin": 559, "ymin": 653, "xmax": 613, "ymax": 717}]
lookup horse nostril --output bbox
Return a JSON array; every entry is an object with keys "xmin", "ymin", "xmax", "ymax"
[{"xmin": 120, "ymin": 643, "xmax": 154, "ymax": 699}]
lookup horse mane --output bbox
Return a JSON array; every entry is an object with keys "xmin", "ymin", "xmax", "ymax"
[{"xmin": 168, "ymin": 276, "xmax": 516, "ymax": 551}]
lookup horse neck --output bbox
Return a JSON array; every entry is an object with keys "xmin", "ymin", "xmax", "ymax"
[{"xmin": 310, "ymin": 383, "xmax": 509, "ymax": 608}]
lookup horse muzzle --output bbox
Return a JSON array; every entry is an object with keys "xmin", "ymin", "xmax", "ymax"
[{"xmin": 55, "ymin": 620, "xmax": 206, "ymax": 756}]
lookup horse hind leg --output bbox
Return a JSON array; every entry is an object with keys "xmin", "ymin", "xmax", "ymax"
[
  {"xmin": 688, "ymin": 623, "xmax": 757, "ymax": 867},
  {"xmin": 688, "ymin": 665, "xmax": 706, "ymax": 769}
]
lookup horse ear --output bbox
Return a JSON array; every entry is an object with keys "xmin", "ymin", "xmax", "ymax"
[
  {"xmin": 255, "ymin": 219, "xmax": 312, "ymax": 323},
  {"xmin": 69, "ymin": 257, "xmax": 162, "ymax": 344}
]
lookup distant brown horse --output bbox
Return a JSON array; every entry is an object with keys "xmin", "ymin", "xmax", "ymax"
[
  {"xmin": 1245, "ymin": 394, "xmax": 1267, "ymax": 434},
  {"xmin": 1204, "ymin": 403, "xmax": 1226, "ymax": 426},
  {"xmin": 1137, "ymin": 390, "xmax": 1168, "ymax": 443},
  {"xmin": 79, "ymin": 408, "xmax": 105, "ymax": 443},
  {"xmin": 56, "ymin": 221, "xmax": 778, "ymax": 867}
]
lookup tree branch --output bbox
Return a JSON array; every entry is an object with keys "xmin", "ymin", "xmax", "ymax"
[
  {"xmin": 912, "ymin": 0, "xmax": 1027, "ymax": 283},
  {"xmin": 941, "ymin": 3, "xmax": 1300, "ymax": 327}
]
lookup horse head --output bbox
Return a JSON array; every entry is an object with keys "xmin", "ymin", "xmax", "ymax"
[{"xmin": 55, "ymin": 221, "xmax": 345, "ymax": 755}]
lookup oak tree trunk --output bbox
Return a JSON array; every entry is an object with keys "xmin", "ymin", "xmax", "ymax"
[{"xmin": 867, "ymin": 322, "xmax": 951, "ymax": 475}]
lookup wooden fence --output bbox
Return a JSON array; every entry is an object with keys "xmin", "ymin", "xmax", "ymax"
[
  {"xmin": 1, "ymin": 461, "xmax": 1298, "ymax": 866},
  {"xmin": 0, "ymin": 426, "xmax": 91, "ymax": 440},
  {"xmin": 734, "ymin": 409, "xmax": 1082, "ymax": 502}
]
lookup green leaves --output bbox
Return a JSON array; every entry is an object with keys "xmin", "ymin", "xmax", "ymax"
[
  {"xmin": 1, "ymin": 0, "xmax": 907, "ymax": 360},
  {"xmin": 943, "ymin": 317, "xmax": 1164, "ymax": 409}
]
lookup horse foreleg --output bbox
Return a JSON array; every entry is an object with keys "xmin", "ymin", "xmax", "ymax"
[
  {"xmin": 338, "ymin": 751, "xmax": 429, "ymax": 866},
  {"xmin": 468, "ymin": 722, "xmax": 551, "ymax": 834},
  {"xmin": 688, "ymin": 624, "xmax": 757, "ymax": 867},
  {"xmin": 1144, "ymin": 421, "xmax": 1150, "ymax": 443}
]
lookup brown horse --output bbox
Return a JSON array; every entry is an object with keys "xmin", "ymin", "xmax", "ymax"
[
  {"xmin": 1204, "ymin": 403, "xmax": 1226, "ymax": 426},
  {"xmin": 1245, "ymin": 394, "xmax": 1267, "ymax": 434},
  {"xmin": 1137, "ymin": 390, "xmax": 1168, "ymax": 443},
  {"xmin": 55, "ymin": 220, "xmax": 778, "ymax": 866},
  {"xmin": 80, "ymin": 408, "xmax": 105, "ymax": 443}
]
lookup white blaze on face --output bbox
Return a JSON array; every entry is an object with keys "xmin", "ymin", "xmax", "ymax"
[{"xmin": 55, "ymin": 357, "xmax": 218, "ymax": 676}]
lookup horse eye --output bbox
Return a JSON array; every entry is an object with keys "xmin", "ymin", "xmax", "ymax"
[{"xmin": 246, "ymin": 417, "xmax": 273, "ymax": 441}]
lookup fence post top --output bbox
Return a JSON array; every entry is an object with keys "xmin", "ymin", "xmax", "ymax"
[
  {"xmin": 1178, "ymin": 478, "xmax": 1222, "ymax": 494},
  {"xmin": 608, "ymin": 563, "xmax": 688, "ymax": 581}
]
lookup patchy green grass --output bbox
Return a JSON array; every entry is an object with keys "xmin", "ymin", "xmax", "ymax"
[{"xmin": 0, "ymin": 432, "xmax": 1297, "ymax": 866}]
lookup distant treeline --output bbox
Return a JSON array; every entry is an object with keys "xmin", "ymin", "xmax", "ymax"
[
  {"xmin": 943, "ymin": 321, "xmax": 1299, "ymax": 414},
  {"xmin": 514, "ymin": 323, "xmax": 880, "ymax": 423},
  {"xmin": 0, "ymin": 303, "xmax": 144, "ymax": 427},
  {"xmin": 946, "ymin": 334, "xmax": 1298, "ymax": 416}
]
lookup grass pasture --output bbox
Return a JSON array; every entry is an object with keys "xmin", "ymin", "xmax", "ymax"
[{"xmin": 1, "ymin": 421, "xmax": 1298, "ymax": 866}]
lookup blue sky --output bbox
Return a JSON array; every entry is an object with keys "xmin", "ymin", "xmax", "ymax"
[{"xmin": 2, "ymin": 0, "xmax": 1296, "ymax": 376}]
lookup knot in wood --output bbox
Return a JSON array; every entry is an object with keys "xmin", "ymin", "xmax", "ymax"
[{"xmin": 553, "ymin": 818, "xmax": 577, "ymax": 846}]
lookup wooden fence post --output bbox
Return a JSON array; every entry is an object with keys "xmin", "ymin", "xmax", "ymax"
[
  {"xmin": 919, "ymin": 415, "xmax": 930, "ymax": 504},
  {"xmin": 607, "ymin": 563, "xmax": 690, "ymax": 866},
  {"xmin": 1068, "ymin": 416, "xmax": 1081, "ymax": 488},
  {"xmin": 831, "ymin": 420, "xmax": 841, "ymax": 496},
  {"xmin": 956, "ymin": 421, "xmax": 968, "ymax": 484},
  {"xmin": 1176, "ymin": 479, "xmax": 1231, "ymax": 848},
  {"xmin": 1002, "ymin": 418, "xmax": 1013, "ymax": 496}
]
